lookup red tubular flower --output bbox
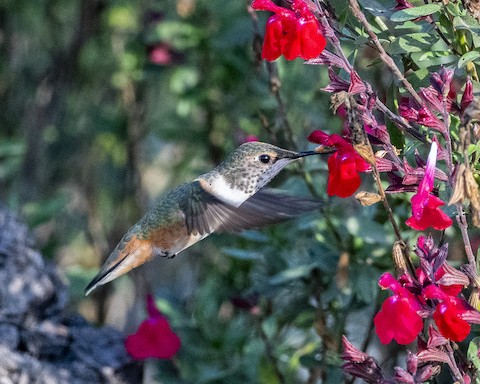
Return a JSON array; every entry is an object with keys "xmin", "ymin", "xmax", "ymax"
[
  {"xmin": 405, "ymin": 141, "xmax": 452, "ymax": 231},
  {"xmin": 125, "ymin": 294, "xmax": 181, "ymax": 359},
  {"xmin": 252, "ymin": 0, "xmax": 326, "ymax": 61},
  {"xmin": 423, "ymin": 285, "xmax": 471, "ymax": 342},
  {"xmin": 374, "ymin": 273, "xmax": 424, "ymax": 345},
  {"xmin": 308, "ymin": 130, "xmax": 370, "ymax": 198}
]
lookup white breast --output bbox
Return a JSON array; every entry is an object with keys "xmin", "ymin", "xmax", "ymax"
[{"xmin": 199, "ymin": 175, "xmax": 250, "ymax": 207}]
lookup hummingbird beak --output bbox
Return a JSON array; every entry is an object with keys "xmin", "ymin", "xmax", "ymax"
[{"xmin": 290, "ymin": 145, "xmax": 337, "ymax": 159}]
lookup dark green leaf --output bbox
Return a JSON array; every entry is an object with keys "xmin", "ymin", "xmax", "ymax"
[
  {"xmin": 453, "ymin": 15, "xmax": 480, "ymax": 35},
  {"xmin": 390, "ymin": 33, "xmax": 441, "ymax": 54},
  {"xmin": 358, "ymin": 0, "xmax": 395, "ymax": 17},
  {"xmin": 391, "ymin": 4, "xmax": 443, "ymax": 22},
  {"xmin": 458, "ymin": 51, "xmax": 480, "ymax": 68}
]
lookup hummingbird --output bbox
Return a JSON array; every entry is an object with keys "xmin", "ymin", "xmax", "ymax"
[{"xmin": 85, "ymin": 141, "xmax": 331, "ymax": 295}]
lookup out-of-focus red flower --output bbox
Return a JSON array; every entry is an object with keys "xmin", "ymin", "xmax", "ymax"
[
  {"xmin": 307, "ymin": 130, "xmax": 370, "ymax": 198},
  {"xmin": 251, "ymin": 0, "xmax": 326, "ymax": 61},
  {"xmin": 245, "ymin": 134, "xmax": 259, "ymax": 143},
  {"xmin": 125, "ymin": 294, "xmax": 181, "ymax": 360},
  {"xmin": 405, "ymin": 141, "xmax": 452, "ymax": 231},
  {"xmin": 423, "ymin": 285, "xmax": 471, "ymax": 342},
  {"xmin": 374, "ymin": 273, "xmax": 424, "ymax": 345},
  {"xmin": 149, "ymin": 44, "xmax": 173, "ymax": 65}
]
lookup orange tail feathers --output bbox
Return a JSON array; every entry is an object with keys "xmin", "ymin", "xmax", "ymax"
[{"xmin": 85, "ymin": 235, "xmax": 154, "ymax": 295}]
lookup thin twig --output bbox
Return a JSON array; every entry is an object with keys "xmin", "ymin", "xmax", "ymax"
[{"xmin": 456, "ymin": 204, "xmax": 476, "ymax": 268}]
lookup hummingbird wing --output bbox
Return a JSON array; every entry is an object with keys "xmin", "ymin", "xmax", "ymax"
[
  {"xmin": 183, "ymin": 183, "xmax": 321, "ymax": 234},
  {"xmin": 215, "ymin": 189, "xmax": 322, "ymax": 232}
]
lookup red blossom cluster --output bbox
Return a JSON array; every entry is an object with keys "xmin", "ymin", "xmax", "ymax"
[
  {"xmin": 251, "ymin": 0, "xmax": 326, "ymax": 61},
  {"xmin": 374, "ymin": 236, "xmax": 477, "ymax": 345}
]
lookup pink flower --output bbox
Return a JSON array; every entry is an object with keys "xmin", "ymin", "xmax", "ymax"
[
  {"xmin": 423, "ymin": 285, "xmax": 471, "ymax": 342},
  {"xmin": 245, "ymin": 134, "xmax": 259, "ymax": 143},
  {"xmin": 405, "ymin": 141, "xmax": 452, "ymax": 231},
  {"xmin": 251, "ymin": 0, "xmax": 326, "ymax": 61},
  {"xmin": 307, "ymin": 130, "xmax": 370, "ymax": 198},
  {"xmin": 374, "ymin": 273, "xmax": 424, "ymax": 345},
  {"xmin": 125, "ymin": 294, "xmax": 181, "ymax": 359},
  {"xmin": 149, "ymin": 44, "xmax": 173, "ymax": 65}
]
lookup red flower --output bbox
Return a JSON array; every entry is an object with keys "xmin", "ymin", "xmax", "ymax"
[
  {"xmin": 374, "ymin": 273, "xmax": 424, "ymax": 345},
  {"xmin": 423, "ymin": 285, "xmax": 471, "ymax": 342},
  {"xmin": 125, "ymin": 294, "xmax": 181, "ymax": 359},
  {"xmin": 405, "ymin": 141, "xmax": 452, "ymax": 231},
  {"xmin": 307, "ymin": 130, "xmax": 370, "ymax": 198},
  {"xmin": 251, "ymin": 0, "xmax": 326, "ymax": 61}
]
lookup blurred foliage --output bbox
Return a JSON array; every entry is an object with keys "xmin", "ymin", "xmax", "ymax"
[{"xmin": 2, "ymin": 0, "xmax": 473, "ymax": 382}]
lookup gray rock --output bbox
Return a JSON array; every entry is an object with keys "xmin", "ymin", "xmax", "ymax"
[{"xmin": 0, "ymin": 208, "xmax": 142, "ymax": 383}]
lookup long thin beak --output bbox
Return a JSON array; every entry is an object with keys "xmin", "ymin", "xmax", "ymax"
[{"xmin": 290, "ymin": 146, "xmax": 336, "ymax": 159}]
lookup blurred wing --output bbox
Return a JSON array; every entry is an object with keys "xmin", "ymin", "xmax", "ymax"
[
  {"xmin": 216, "ymin": 189, "xmax": 322, "ymax": 232},
  {"xmin": 183, "ymin": 183, "xmax": 321, "ymax": 234}
]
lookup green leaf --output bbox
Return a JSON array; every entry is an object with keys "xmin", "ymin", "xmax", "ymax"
[
  {"xmin": 406, "ymin": 68, "xmax": 430, "ymax": 89},
  {"xmin": 390, "ymin": 33, "xmax": 441, "ymax": 54},
  {"xmin": 268, "ymin": 263, "xmax": 317, "ymax": 285},
  {"xmin": 445, "ymin": 2, "xmax": 464, "ymax": 17},
  {"xmin": 453, "ymin": 15, "xmax": 480, "ymax": 35},
  {"xmin": 467, "ymin": 337, "xmax": 480, "ymax": 384},
  {"xmin": 410, "ymin": 51, "xmax": 457, "ymax": 68},
  {"xmin": 391, "ymin": 4, "xmax": 443, "ymax": 22},
  {"xmin": 358, "ymin": 0, "xmax": 395, "ymax": 17},
  {"xmin": 458, "ymin": 51, "xmax": 480, "ymax": 68}
]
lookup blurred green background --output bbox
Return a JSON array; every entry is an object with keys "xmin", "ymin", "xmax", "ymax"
[{"xmin": 0, "ymin": 0, "xmax": 404, "ymax": 382}]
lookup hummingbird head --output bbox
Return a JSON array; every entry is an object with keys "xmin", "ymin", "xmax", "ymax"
[{"xmin": 200, "ymin": 142, "xmax": 332, "ymax": 207}]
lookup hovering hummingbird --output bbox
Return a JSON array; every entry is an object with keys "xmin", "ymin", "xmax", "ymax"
[{"xmin": 85, "ymin": 141, "xmax": 331, "ymax": 295}]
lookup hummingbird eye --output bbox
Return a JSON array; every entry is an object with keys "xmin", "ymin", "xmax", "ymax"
[{"xmin": 259, "ymin": 154, "xmax": 271, "ymax": 164}]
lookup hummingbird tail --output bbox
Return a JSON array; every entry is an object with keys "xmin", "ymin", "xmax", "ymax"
[{"xmin": 84, "ymin": 235, "xmax": 154, "ymax": 295}]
